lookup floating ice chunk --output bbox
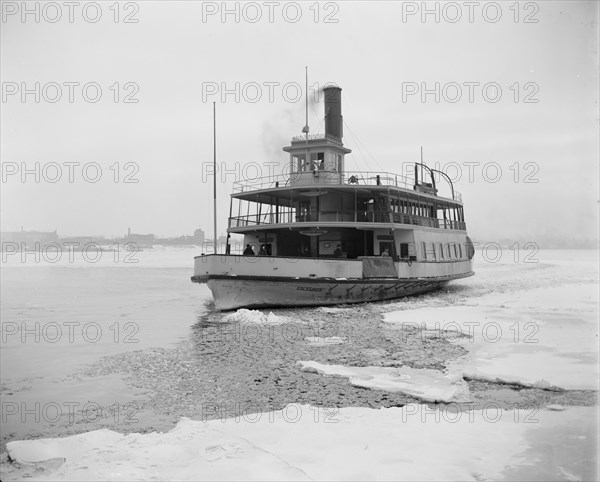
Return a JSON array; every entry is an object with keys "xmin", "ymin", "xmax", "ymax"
[
  {"xmin": 318, "ymin": 307, "xmax": 348, "ymax": 313},
  {"xmin": 297, "ymin": 361, "xmax": 470, "ymax": 403},
  {"xmin": 304, "ymin": 336, "xmax": 346, "ymax": 346},
  {"xmin": 222, "ymin": 309, "xmax": 287, "ymax": 325},
  {"xmin": 265, "ymin": 312, "xmax": 286, "ymax": 324}
]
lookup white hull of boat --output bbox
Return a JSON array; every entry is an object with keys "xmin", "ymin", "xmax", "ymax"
[{"xmin": 202, "ymin": 275, "xmax": 469, "ymax": 311}]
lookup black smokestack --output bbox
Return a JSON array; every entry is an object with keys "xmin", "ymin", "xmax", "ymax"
[{"xmin": 324, "ymin": 86, "xmax": 343, "ymax": 140}]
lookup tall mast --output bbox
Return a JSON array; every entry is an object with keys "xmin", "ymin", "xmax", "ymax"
[
  {"xmin": 303, "ymin": 66, "xmax": 309, "ymax": 139},
  {"xmin": 420, "ymin": 146, "xmax": 423, "ymax": 183},
  {"xmin": 213, "ymin": 101, "xmax": 217, "ymax": 254},
  {"xmin": 302, "ymin": 67, "xmax": 310, "ymax": 168}
]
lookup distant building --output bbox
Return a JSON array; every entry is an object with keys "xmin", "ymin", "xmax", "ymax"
[
  {"xmin": 1, "ymin": 229, "xmax": 58, "ymax": 249},
  {"xmin": 154, "ymin": 227, "xmax": 206, "ymax": 246},
  {"xmin": 193, "ymin": 228, "xmax": 205, "ymax": 244},
  {"xmin": 123, "ymin": 227, "xmax": 155, "ymax": 248}
]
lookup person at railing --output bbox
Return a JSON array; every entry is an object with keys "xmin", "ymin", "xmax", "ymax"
[
  {"xmin": 258, "ymin": 244, "xmax": 268, "ymax": 256},
  {"xmin": 349, "ymin": 175, "xmax": 358, "ymax": 184},
  {"xmin": 333, "ymin": 244, "xmax": 343, "ymax": 258},
  {"xmin": 381, "ymin": 248, "xmax": 390, "ymax": 257},
  {"xmin": 243, "ymin": 244, "xmax": 255, "ymax": 256}
]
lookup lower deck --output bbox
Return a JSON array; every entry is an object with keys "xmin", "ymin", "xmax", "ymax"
[
  {"xmin": 193, "ymin": 253, "xmax": 474, "ymax": 282},
  {"xmin": 233, "ymin": 225, "xmax": 474, "ymax": 264}
]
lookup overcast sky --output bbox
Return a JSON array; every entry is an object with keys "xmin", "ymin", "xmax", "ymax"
[{"xmin": 1, "ymin": 0, "xmax": 598, "ymax": 244}]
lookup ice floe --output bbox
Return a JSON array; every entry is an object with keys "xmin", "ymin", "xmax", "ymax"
[
  {"xmin": 3, "ymin": 405, "xmax": 596, "ymax": 481},
  {"xmin": 383, "ymin": 283, "xmax": 599, "ymax": 390},
  {"xmin": 222, "ymin": 309, "xmax": 288, "ymax": 325},
  {"xmin": 297, "ymin": 361, "xmax": 470, "ymax": 403}
]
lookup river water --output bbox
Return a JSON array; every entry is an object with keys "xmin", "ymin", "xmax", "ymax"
[{"xmin": 1, "ymin": 247, "xmax": 597, "ymax": 461}]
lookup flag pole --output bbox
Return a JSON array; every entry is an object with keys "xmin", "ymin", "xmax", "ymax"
[{"xmin": 213, "ymin": 102, "xmax": 217, "ymax": 254}]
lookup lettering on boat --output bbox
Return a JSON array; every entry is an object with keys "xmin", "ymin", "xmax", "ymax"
[{"xmin": 297, "ymin": 286, "xmax": 325, "ymax": 292}]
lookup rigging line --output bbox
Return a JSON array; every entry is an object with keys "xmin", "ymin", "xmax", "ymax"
[
  {"xmin": 314, "ymin": 116, "xmax": 325, "ymax": 134},
  {"xmin": 342, "ymin": 120, "xmax": 375, "ymax": 173},
  {"xmin": 309, "ymin": 93, "xmax": 322, "ymax": 132},
  {"xmin": 343, "ymin": 120, "xmax": 384, "ymax": 173},
  {"xmin": 345, "ymin": 120, "xmax": 386, "ymax": 173},
  {"xmin": 342, "ymin": 94, "xmax": 387, "ymax": 174}
]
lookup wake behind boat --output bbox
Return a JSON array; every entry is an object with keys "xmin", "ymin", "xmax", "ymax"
[{"xmin": 192, "ymin": 85, "xmax": 474, "ymax": 310}]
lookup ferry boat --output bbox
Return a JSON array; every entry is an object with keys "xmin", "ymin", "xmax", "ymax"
[{"xmin": 192, "ymin": 86, "xmax": 474, "ymax": 310}]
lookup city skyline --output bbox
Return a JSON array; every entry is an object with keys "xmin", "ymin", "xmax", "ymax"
[{"xmin": 1, "ymin": 2, "xmax": 598, "ymax": 245}]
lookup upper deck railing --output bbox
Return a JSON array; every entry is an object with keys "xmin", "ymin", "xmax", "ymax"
[
  {"xmin": 291, "ymin": 133, "xmax": 341, "ymax": 143},
  {"xmin": 229, "ymin": 210, "xmax": 466, "ymax": 230},
  {"xmin": 232, "ymin": 170, "xmax": 462, "ymax": 202}
]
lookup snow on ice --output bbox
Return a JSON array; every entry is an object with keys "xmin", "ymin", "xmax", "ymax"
[
  {"xmin": 297, "ymin": 361, "xmax": 470, "ymax": 403},
  {"xmin": 4, "ymin": 405, "xmax": 596, "ymax": 481},
  {"xmin": 222, "ymin": 309, "xmax": 288, "ymax": 325},
  {"xmin": 383, "ymin": 283, "xmax": 599, "ymax": 390}
]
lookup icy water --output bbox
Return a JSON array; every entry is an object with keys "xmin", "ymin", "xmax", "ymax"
[{"xmin": 1, "ymin": 247, "xmax": 598, "ymax": 466}]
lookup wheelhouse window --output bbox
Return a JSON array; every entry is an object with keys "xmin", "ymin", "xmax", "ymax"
[
  {"xmin": 310, "ymin": 152, "xmax": 325, "ymax": 170},
  {"xmin": 293, "ymin": 154, "xmax": 307, "ymax": 172}
]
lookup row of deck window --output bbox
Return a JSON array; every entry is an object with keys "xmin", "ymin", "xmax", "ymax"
[
  {"xmin": 420, "ymin": 241, "xmax": 463, "ymax": 261},
  {"xmin": 388, "ymin": 198, "xmax": 464, "ymax": 224}
]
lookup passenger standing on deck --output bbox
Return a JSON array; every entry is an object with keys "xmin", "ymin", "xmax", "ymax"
[
  {"xmin": 333, "ymin": 245, "xmax": 343, "ymax": 257},
  {"xmin": 243, "ymin": 244, "xmax": 255, "ymax": 256},
  {"xmin": 381, "ymin": 248, "xmax": 390, "ymax": 257},
  {"xmin": 258, "ymin": 244, "xmax": 268, "ymax": 256}
]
